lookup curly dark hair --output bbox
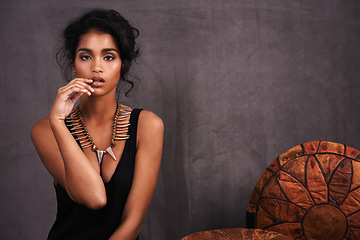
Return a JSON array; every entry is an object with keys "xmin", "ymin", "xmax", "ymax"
[{"xmin": 56, "ymin": 9, "xmax": 139, "ymax": 96}]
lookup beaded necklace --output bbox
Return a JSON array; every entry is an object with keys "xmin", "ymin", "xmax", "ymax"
[{"xmin": 65, "ymin": 103, "xmax": 132, "ymax": 165}]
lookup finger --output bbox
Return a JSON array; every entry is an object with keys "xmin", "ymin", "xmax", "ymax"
[
  {"xmin": 58, "ymin": 86, "xmax": 91, "ymax": 99},
  {"xmin": 70, "ymin": 92, "xmax": 83, "ymax": 103},
  {"xmin": 71, "ymin": 87, "xmax": 92, "ymax": 96},
  {"xmin": 67, "ymin": 80, "xmax": 95, "ymax": 93},
  {"xmin": 70, "ymin": 78, "xmax": 94, "ymax": 85},
  {"xmin": 59, "ymin": 82, "xmax": 94, "ymax": 96},
  {"xmin": 70, "ymin": 82, "xmax": 94, "ymax": 93}
]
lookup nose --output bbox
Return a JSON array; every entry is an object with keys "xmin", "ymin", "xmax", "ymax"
[{"xmin": 91, "ymin": 58, "xmax": 103, "ymax": 73}]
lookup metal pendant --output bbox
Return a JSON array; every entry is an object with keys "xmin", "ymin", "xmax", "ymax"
[
  {"xmin": 106, "ymin": 146, "xmax": 117, "ymax": 161},
  {"xmin": 96, "ymin": 150, "xmax": 106, "ymax": 165},
  {"xmin": 95, "ymin": 147, "xmax": 117, "ymax": 165}
]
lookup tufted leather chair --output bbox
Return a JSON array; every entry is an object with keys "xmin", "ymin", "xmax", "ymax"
[
  {"xmin": 246, "ymin": 141, "xmax": 360, "ymax": 240},
  {"xmin": 181, "ymin": 228, "xmax": 294, "ymax": 240}
]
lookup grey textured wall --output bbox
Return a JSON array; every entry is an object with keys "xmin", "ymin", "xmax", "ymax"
[{"xmin": 1, "ymin": 0, "xmax": 360, "ymax": 239}]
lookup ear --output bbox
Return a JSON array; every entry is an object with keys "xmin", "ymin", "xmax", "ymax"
[{"xmin": 72, "ymin": 64, "xmax": 76, "ymax": 73}]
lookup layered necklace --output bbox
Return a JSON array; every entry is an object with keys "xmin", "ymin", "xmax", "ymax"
[{"xmin": 65, "ymin": 103, "xmax": 132, "ymax": 165}]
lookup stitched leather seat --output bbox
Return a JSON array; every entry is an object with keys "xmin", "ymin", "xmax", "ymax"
[
  {"xmin": 246, "ymin": 141, "xmax": 360, "ymax": 240},
  {"xmin": 181, "ymin": 228, "xmax": 294, "ymax": 240}
]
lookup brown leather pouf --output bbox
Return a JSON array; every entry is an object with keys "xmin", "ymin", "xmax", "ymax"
[
  {"xmin": 181, "ymin": 228, "xmax": 294, "ymax": 240},
  {"xmin": 246, "ymin": 141, "xmax": 360, "ymax": 240}
]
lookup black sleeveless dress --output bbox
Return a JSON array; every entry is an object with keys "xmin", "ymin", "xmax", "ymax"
[{"xmin": 47, "ymin": 109, "xmax": 142, "ymax": 240}]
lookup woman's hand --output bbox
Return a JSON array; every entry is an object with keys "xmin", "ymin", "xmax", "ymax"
[{"xmin": 50, "ymin": 78, "xmax": 94, "ymax": 121}]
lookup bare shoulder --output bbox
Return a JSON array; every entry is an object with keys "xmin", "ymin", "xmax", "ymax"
[
  {"xmin": 138, "ymin": 110, "xmax": 164, "ymax": 132},
  {"xmin": 31, "ymin": 116, "xmax": 52, "ymax": 143},
  {"xmin": 31, "ymin": 116, "xmax": 59, "ymax": 160},
  {"xmin": 136, "ymin": 110, "xmax": 164, "ymax": 145}
]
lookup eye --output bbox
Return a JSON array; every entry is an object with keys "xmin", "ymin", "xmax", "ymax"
[
  {"xmin": 104, "ymin": 55, "xmax": 115, "ymax": 61},
  {"xmin": 80, "ymin": 55, "xmax": 91, "ymax": 61}
]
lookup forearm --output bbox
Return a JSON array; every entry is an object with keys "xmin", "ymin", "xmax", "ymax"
[
  {"xmin": 50, "ymin": 118, "xmax": 106, "ymax": 209},
  {"xmin": 108, "ymin": 219, "xmax": 141, "ymax": 240}
]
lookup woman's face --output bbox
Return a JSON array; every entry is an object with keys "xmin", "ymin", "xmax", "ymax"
[{"xmin": 74, "ymin": 29, "xmax": 122, "ymax": 97}]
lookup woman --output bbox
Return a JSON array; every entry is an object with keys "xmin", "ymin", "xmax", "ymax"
[{"xmin": 31, "ymin": 9, "xmax": 163, "ymax": 240}]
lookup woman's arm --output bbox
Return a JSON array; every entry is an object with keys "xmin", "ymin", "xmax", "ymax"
[
  {"xmin": 109, "ymin": 110, "xmax": 164, "ymax": 240},
  {"xmin": 31, "ymin": 78, "xmax": 107, "ymax": 210}
]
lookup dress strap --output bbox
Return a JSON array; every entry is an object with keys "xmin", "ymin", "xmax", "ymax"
[{"xmin": 128, "ymin": 109, "xmax": 143, "ymax": 147}]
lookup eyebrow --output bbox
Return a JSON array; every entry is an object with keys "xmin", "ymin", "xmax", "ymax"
[{"xmin": 77, "ymin": 48, "xmax": 118, "ymax": 53}]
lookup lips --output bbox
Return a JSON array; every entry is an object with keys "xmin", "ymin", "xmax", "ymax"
[
  {"xmin": 91, "ymin": 76, "xmax": 104, "ymax": 82},
  {"xmin": 91, "ymin": 76, "xmax": 105, "ymax": 87}
]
